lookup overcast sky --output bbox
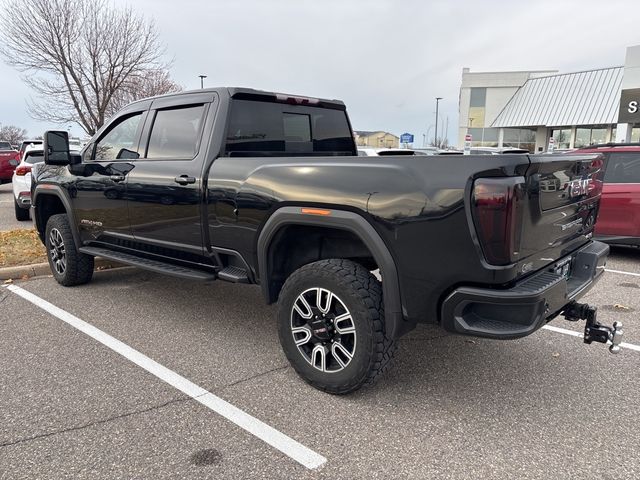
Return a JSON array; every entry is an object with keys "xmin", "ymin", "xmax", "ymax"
[{"xmin": 1, "ymin": 0, "xmax": 639, "ymax": 146}]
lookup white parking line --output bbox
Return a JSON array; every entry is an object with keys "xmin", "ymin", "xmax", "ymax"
[
  {"xmin": 605, "ymin": 268, "xmax": 640, "ymax": 278},
  {"xmin": 2, "ymin": 284, "xmax": 327, "ymax": 470},
  {"xmin": 542, "ymin": 325, "xmax": 640, "ymax": 352}
]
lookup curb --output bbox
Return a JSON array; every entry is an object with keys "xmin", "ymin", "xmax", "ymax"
[{"xmin": 0, "ymin": 258, "xmax": 123, "ymax": 281}]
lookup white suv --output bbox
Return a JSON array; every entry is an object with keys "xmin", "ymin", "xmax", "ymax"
[{"xmin": 12, "ymin": 148, "xmax": 44, "ymax": 221}]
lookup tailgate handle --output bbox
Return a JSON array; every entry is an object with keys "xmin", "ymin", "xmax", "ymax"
[{"xmin": 174, "ymin": 175, "xmax": 196, "ymax": 185}]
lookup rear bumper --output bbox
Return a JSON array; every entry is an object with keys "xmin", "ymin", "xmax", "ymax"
[
  {"xmin": 594, "ymin": 234, "xmax": 640, "ymax": 247},
  {"xmin": 16, "ymin": 192, "xmax": 31, "ymax": 208},
  {"xmin": 440, "ymin": 241, "xmax": 609, "ymax": 339}
]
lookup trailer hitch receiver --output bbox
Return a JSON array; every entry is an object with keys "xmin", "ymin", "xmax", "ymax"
[{"xmin": 562, "ymin": 301, "xmax": 624, "ymax": 354}]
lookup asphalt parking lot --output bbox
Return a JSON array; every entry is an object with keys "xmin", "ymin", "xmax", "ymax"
[{"xmin": 0, "ymin": 184, "xmax": 639, "ymax": 479}]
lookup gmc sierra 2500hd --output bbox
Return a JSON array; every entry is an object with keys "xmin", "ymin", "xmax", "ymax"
[{"xmin": 33, "ymin": 88, "xmax": 622, "ymax": 394}]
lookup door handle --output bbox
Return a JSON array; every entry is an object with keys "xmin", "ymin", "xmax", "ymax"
[
  {"xmin": 174, "ymin": 175, "xmax": 196, "ymax": 185},
  {"xmin": 110, "ymin": 175, "xmax": 125, "ymax": 182}
]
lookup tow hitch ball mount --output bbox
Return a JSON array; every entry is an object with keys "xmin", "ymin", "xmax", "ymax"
[{"xmin": 562, "ymin": 301, "xmax": 624, "ymax": 354}]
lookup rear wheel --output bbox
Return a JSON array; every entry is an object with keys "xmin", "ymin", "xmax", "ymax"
[
  {"xmin": 277, "ymin": 259, "xmax": 396, "ymax": 394},
  {"xmin": 14, "ymin": 198, "xmax": 29, "ymax": 221},
  {"xmin": 45, "ymin": 214, "xmax": 94, "ymax": 286}
]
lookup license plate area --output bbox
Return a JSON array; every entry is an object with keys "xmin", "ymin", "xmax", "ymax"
[{"xmin": 552, "ymin": 257, "xmax": 572, "ymax": 280}]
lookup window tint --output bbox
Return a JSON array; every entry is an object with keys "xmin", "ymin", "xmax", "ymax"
[
  {"xmin": 225, "ymin": 100, "xmax": 354, "ymax": 156},
  {"xmin": 604, "ymin": 152, "xmax": 640, "ymax": 183},
  {"xmin": 283, "ymin": 113, "xmax": 311, "ymax": 141},
  {"xmin": 147, "ymin": 105, "xmax": 205, "ymax": 159},
  {"xmin": 24, "ymin": 152, "xmax": 44, "ymax": 164},
  {"xmin": 94, "ymin": 113, "xmax": 143, "ymax": 161}
]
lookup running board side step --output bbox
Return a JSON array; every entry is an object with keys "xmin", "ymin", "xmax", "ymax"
[
  {"xmin": 217, "ymin": 266, "xmax": 250, "ymax": 283},
  {"xmin": 79, "ymin": 246, "xmax": 217, "ymax": 281}
]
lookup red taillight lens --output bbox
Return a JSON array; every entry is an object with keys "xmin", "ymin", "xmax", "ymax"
[
  {"xmin": 472, "ymin": 177, "xmax": 523, "ymax": 265},
  {"xmin": 15, "ymin": 165, "xmax": 32, "ymax": 176}
]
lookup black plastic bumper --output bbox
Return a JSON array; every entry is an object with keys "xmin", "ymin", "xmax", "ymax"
[{"xmin": 440, "ymin": 241, "xmax": 609, "ymax": 339}]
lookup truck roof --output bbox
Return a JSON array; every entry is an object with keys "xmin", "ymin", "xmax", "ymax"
[{"xmin": 127, "ymin": 87, "xmax": 347, "ymax": 110}]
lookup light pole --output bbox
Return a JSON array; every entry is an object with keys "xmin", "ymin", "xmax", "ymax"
[
  {"xmin": 198, "ymin": 75, "xmax": 207, "ymax": 89},
  {"xmin": 434, "ymin": 97, "xmax": 442, "ymax": 148}
]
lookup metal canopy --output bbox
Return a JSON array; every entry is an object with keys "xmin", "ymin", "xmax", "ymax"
[{"xmin": 492, "ymin": 66, "xmax": 624, "ymax": 128}]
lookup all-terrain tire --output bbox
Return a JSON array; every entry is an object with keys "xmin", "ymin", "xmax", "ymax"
[
  {"xmin": 14, "ymin": 198, "xmax": 30, "ymax": 221},
  {"xmin": 45, "ymin": 214, "xmax": 94, "ymax": 286},
  {"xmin": 278, "ymin": 259, "xmax": 396, "ymax": 394}
]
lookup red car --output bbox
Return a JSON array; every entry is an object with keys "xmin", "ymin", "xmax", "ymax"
[
  {"xmin": 0, "ymin": 141, "xmax": 21, "ymax": 184},
  {"xmin": 577, "ymin": 143, "xmax": 640, "ymax": 245}
]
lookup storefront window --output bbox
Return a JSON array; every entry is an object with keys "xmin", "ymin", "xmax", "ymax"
[
  {"xmin": 575, "ymin": 126, "xmax": 607, "ymax": 147},
  {"xmin": 468, "ymin": 127, "xmax": 498, "ymax": 147},
  {"xmin": 551, "ymin": 128, "xmax": 571, "ymax": 149},
  {"xmin": 503, "ymin": 128, "xmax": 536, "ymax": 152},
  {"xmin": 632, "ymin": 127, "xmax": 640, "ymax": 143}
]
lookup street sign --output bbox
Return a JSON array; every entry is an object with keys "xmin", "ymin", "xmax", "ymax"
[
  {"xmin": 400, "ymin": 133, "xmax": 414, "ymax": 144},
  {"xmin": 463, "ymin": 134, "xmax": 472, "ymax": 155}
]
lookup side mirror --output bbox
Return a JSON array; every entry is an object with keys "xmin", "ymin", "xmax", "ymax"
[{"xmin": 44, "ymin": 130, "xmax": 71, "ymax": 165}]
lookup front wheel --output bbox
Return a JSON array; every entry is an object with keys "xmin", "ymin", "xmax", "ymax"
[
  {"xmin": 45, "ymin": 214, "xmax": 94, "ymax": 286},
  {"xmin": 277, "ymin": 259, "xmax": 396, "ymax": 394}
]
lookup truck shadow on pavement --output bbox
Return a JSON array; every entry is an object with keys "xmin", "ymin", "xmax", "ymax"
[{"xmin": 80, "ymin": 267, "xmax": 623, "ymax": 411}]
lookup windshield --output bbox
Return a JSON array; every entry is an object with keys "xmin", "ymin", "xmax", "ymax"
[{"xmin": 0, "ymin": 141, "xmax": 13, "ymax": 150}]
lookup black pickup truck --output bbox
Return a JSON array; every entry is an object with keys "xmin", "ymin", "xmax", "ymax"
[{"xmin": 33, "ymin": 88, "xmax": 622, "ymax": 394}]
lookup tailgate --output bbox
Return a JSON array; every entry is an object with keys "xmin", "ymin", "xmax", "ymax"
[{"xmin": 516, "ymin": 153, "xmax": 604, "ymax": 277}]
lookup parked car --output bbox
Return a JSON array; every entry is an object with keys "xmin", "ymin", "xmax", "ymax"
[
  {"xmin": 33, "ymin": 87, "xmax": 618, "ymax": 394},
  {"xmin": 436, "ymin": 149, "xmax": 464, "ymax": 155},
  {"xmin": 576, "ymin": 143, "xmax": 640, "ymax": 246},
  {"xmin": 357, "ymin": 147, "xmax": 416, "ymax": 156},
  {"xmin": 12, "ymin": 149, "xmax": 44, "ymax": 220},
  {"xmin": 469, "ymin": 147, "xmax": 530, "ymax": 155},
  {"xmin": 411, "ymin": 147, "xmax": 439, "ymax": 156},
  {"xmin": 18, "ymin": 139, "xmax": 43, "ymax": 159},
  {"xmin": 0, "ymin": 140, "xmax": 21, "ymax": 184}
]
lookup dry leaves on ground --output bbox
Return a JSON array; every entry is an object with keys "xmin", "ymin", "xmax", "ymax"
[{"xmin": 0, "ymin": 229, "xmax": 47, "ymax": 268}]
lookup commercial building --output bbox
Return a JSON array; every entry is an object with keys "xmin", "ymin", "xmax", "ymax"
[
  {"xmin": 458, "ymin": 44, "xmax": 640, "ymax": 152},
  {"xmin": 354, "ymin": 131, "xmax": 399, "ymax": 148}
]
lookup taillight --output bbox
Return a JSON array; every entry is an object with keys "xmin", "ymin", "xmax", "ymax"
[
  {"xmin": 15, "ymin": 165, "xmax": 32, "ymax": 176},
  {"xmin": 472, "ymin": 177, "xmax": 524, "ymax": 265}
]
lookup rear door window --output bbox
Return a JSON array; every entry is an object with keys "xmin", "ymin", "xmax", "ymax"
[
  {"xmin": 604, "ymin": 152, "xmax": 640, "ymax": 183},
  {"xmin": 146, "ymin": 105, "xmax": 206, "ymax": 159},
  {"xmin": 225, "ymin": 100, "xmax": 354, "ymax": 156}
]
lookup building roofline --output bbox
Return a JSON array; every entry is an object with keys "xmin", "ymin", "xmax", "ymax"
[
  {"xmin": 525, "ymin": 65, "xmax": 624, "ymax": 81},
  {"xmin": 463, "ymin": 69, "xmax": 557, "ymax": 75}
]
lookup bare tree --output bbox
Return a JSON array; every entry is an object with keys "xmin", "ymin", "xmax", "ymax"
[
  {"xmin": 108, "ymin": 69, "xmax": 181, "ymax": 118},
  {"xmin": 0, "ymin": 125, "xmax": 28, "ymax": 144},
  {"xmin": 430, "ymin": 136, "xmax": 449, "ymax": 149},
  {"xmin": 0, "ymin": 0, "xmax": 180, "ymax": 136}
]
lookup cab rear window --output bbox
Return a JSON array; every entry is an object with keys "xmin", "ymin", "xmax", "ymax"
[{"xmin": 224, "ymin": 100, "xmax": 355, "ymax": 157}]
